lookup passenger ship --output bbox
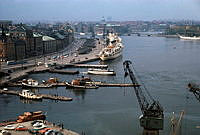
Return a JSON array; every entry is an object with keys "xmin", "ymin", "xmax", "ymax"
[
  {"xmin": 177, "ymin": 34, "xmax": 200, "ymax": 40},
  {"xmin": 99, "ymin": 33, "xmax": 124, "ymax": 61}
]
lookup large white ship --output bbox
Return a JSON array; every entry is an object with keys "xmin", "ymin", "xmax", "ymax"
[
  {"xmin": 99, "ymin": 33, "xmax": 124, "ymax": 61},
  {"xmin": 178, "ymin": 34, "xmax": 200, "ymax": 40}
]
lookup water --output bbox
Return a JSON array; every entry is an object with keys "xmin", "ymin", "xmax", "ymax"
[{"xmin": 1, "ymin": 36, "xmax": 200, "ymax": 135}]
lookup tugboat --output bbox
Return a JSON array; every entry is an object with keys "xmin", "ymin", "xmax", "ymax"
[
  {"xmin": 17, "ymin": 111, "xmax": 46, "ymax": 123},
  {"xmin": 99, "ymin": 33, "xmax": 124, "ymax": 61},
  {"xmin": 19, "ymin": 90, "xmax": 42, "ymax": 100},
  {"xmin": 22, "ymin": 79, "xmax": 39, "ymax": 87},
  {"xmin": 66, "ymin": 76, "xmax": 99, "ymax": 89}
]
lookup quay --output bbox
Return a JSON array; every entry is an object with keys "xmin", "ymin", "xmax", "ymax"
[
  {"xmin": 0, "ymin": 120, "xmax": 79, "ymax": 135},
  {"xmin": 0, "ymin": 89, "xmax": 72, "ymax": 101},
  {"xmin": 0, "ymin": 64, "xmax": 105, "ymax": 86},
  {"xmin": 0, "ymin": 38, "xmax": 105, "ymax": 87}
]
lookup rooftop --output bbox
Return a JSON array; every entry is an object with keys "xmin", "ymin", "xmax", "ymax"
[{"xmin": 42, "ymin": 35, "xmax": 55, "ymax": 41}]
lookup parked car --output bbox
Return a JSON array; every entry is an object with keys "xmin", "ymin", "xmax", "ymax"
[
  {"xmin": 3, "ymin": 88, "xmax": 8, "ymax": 91},
  {"xmin": 52, "ymin": 56, "xmax": 57, "ymax": 59},
  {"xmin": 4, "ymin": 125, "xmax": 15, "ymax": 130},
  {"xmin": 15, "ymin": 125, "xmax": 28, "ymax": 131}
]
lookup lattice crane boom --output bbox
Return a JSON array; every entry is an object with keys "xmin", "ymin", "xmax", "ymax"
[{"xmin": 123, "ymin": 60, "xmax": 164, "ymax": 130}]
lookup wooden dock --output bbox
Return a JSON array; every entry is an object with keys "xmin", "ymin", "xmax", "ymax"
[
  {"xmin": 0, "ymin": 89, "xmax": 72, "ymax": 101},
  {"xmin": 64, "ymin": 64, "xmax": 108, "ymax": 68},
  {"xmin": 48, "ymin": 69, "xmax": 79, "ymax": 74},
  {"xmin": 8, "ymin": 82, "xmax": 137, "ymax": 88},
  {"xmin": 86, "ymin": 82, "xmax": 139, "ymax": 87},
  {"xmin": 7, "ymin": 82, "xmax": 67, "ymax": 88},
  {"xmin": 41, "ymin": 94, "xmax": 72, "ymax": 101}
]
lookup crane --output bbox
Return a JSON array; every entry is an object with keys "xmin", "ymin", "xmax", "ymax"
[
  {"xmin": 123, "ymin": 60, "xmax": 164, "ymax": 130},
  {"xmin": 188, "ymin": 83, "xmax": 200, "ymax": 102}
]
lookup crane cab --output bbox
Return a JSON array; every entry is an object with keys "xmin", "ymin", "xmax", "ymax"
[{"xmin": 139, "ymin": 115, "xmax": 164, "ymax": 130}]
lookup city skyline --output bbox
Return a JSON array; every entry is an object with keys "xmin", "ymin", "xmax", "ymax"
[{"xmin": 0, "ymin": 0, "xmax": 200, "ymax": 22}]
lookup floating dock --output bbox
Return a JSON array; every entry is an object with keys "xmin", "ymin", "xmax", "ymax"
[
  {"xmin": 64, "ymin": 64, "xmax": 108, "ymax": 68},
  {"xmin": 0, "ymin": 89, "xmax": 72, "ymax": 101},
  {"xmin": 8, "ymin": 82, "xmax": 136, "ymax": 88},
  {"xmin": 86, "ymin": 82, "xmax": 139, "ymax": 87},
  {"xmin": 48, "ymin": 69, "xmax": 79, "ymax": 74}
]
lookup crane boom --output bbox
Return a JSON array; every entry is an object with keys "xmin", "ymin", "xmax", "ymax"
[{"xmin": 123, "ymin": 60, "xmax": 164, "ymax": 130}]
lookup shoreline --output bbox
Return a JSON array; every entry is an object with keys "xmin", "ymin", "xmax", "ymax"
[
  {"xmin": 0, "ymin": 38, "xmax": 104, "ymax": 86},
  {"xmin": 0, "ymin": 120, "xmax": 79, "ymax": 135}
]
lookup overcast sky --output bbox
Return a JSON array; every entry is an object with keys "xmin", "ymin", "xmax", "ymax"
[{"xmin": 0, "ymin": 0, "xmax": 200, "ymax": 21}]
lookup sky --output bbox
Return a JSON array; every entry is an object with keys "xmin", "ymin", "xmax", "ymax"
[{"xmin": 0, "ymin": 0, "xmax": 200, "ymax": 22}]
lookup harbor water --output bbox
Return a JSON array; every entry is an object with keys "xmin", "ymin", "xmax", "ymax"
[{"xmin": 1, "ymin": 36, "xmax": 200, "ymax": 135}]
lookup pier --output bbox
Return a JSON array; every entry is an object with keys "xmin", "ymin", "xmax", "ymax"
[
  {"xmin": 86, "ymin": 82, "xmax": 140, "ymax": 87},
  {"xmin": 0, "ymin": 64, "xmax": 106, "ymax": 86},
  {"xmin": 63, "ymin": 63, "xmax": 108, "ymax": 68},
  {"xmin": 0, "ymin": 89, "xmax": 72, "ymax": 101},
  {"xmin": 0, "ymin": 39, "xmax": 104, "ymax": 87},
  {"xmin": 7, "ymin": 82, "xmax": 137, "ymax": 88},
  {"xmin": 0, "ymin": 120, "xmax": 79, "ymax": 135},
  {"xmin": 48, "ymin": 69, "xmax": 79, "ymax": 74}
]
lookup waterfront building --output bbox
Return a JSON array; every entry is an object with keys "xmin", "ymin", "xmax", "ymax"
[
  {"xmin": 42, "ymin": 35, "xmax": 57, "ymax": 54},
  {"xmin": 0, "ymin": 37, "xmax": 26, "ymax": 61},
  {"xmin": 0, "ymin": 22, "xmax": 74, "ymax": 61},
  {"xmin": 33, "ymin": 33, "xmax": 43, "ymax": 55},
  {"xmin": 9, "ymin": 25, "xmax": 27, "ymax": 40},
  {"xmin": 0, "ymin": 20, "xmax": 12, "ymax": 28}
]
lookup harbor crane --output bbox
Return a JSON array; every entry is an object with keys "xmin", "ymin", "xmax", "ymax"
[
  {"xmin": 123, "ymin": 60, "xmax": 164, "ymax": 130},
  {"xmin": 188, "ymin": 83, "xmax": 200, "ymax": 102}
]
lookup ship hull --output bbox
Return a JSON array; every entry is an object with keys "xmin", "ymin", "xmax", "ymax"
[
  {"xmin": 99, "ymin": 50, "xmax": 122, "ymax": 61},
  {"xmin": 87, "ymin": 70, "xmax": 116, "ymax": 75},
  {"xmin": 178, "ymin": 35, "xmax": 200, "ymax": 40}
]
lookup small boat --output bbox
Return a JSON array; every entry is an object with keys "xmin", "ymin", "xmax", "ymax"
[
  {"xmin": 19, "ymin": 90, "xmax": 42, "ymax": 100},
  {"xmin": 15, "ymin": 125, "xmax": 28, "ymax": 131},
  {"xmin": 22, "ymin": 78, "xmax": 53, "ymax": 88},
  {"xmin": 17, "ymin": 111, "xmax": 46, "ymax": 123},
  {"xmin": 22, "ymin": 79, "xmax": 39, "ymax": 87},
  {"xmin": 66, "ymin": 77, "xmax": 99, "ymax": 89},
  {"xmin": 66, "ymin": 82, "xmax": 99, "ymax": 89},
  {"xmin": 87, "ymin": 68, "xmax": 116, "ymax": 75}
]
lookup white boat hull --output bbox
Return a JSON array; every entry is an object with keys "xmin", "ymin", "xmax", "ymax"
[
  {"xmin": 99, "ymin": 50, "xmax": 122, "ymax": 61},
  {"xmin": 19, "ymin": 94, "xmax": 42, "ymax": 100},
  {"xmin": 88, "ymin": 70, "xmax": 115, "ymax": 75},
  {"xmin": 179, "ymin": 35, "xmax": 200, "ymax": 40}
]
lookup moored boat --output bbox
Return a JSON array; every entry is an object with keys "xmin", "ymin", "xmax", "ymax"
[
  {"xmin": 17, "ymin": 111, "xmax": 46, "ymax": 123},
  {"xmin": 87, "ymin": 68, "xmax": 116, "ymax": 75},
  {"xmin": 177, "ymin": 34, "xmax": 200, "ymax": 40},
  {"xmin": 22, "ymin": 79, "xmax": 39, "ymax": 87},
  {"xmin": 66, "ymin": 82, "xmax": 99, "ymax": 89},
  {"xmin": 99, "ymin": 33, "xmax": 124, "ymax": 61},
  {"xmin": 19, "ymin": 90, "xmax": 42, "ymax": 100},
  {"xmin": 66, "ymin": 76, "xmax": 99, "ymax": 89}
]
